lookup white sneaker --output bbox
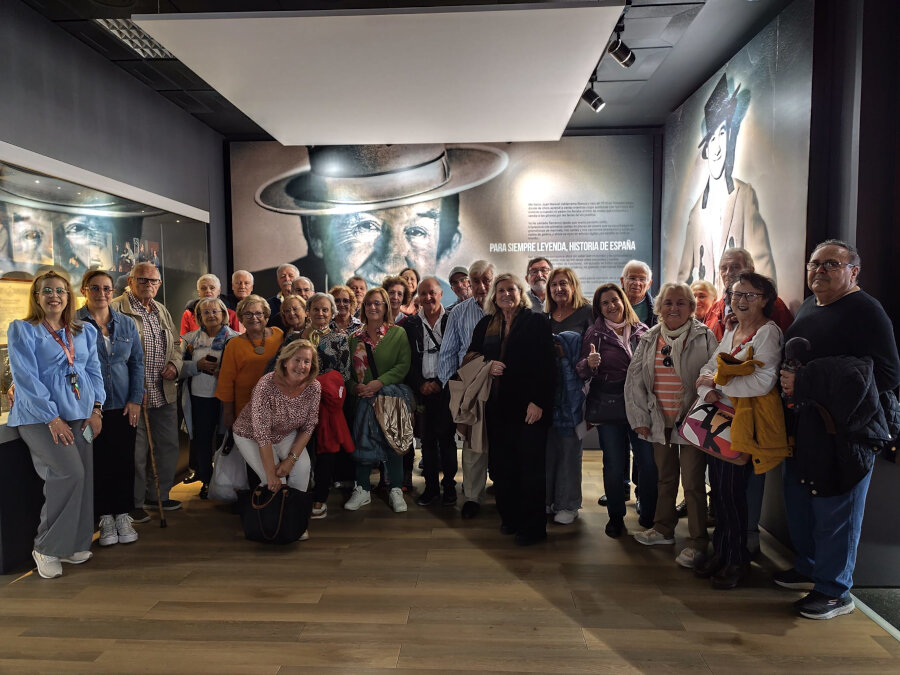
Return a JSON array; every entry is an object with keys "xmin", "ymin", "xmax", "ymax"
[
  {"xmin": 633, "ymin": 528, "xmax": 675, "ymax": 546},
  {"xmin": 344, "ymin": 485, "xmax": 371, "ymax": 511},
  {"xmin": 32, "ymin": 550, "xmax": 62, "ymax": 579},
  {"xmin": 675, "ymin": 547, "xmax": 701, "ymax": 569},
  {"xmin": 389, "ymin": 487, "xmax": 408, "ymax": 513},
  {"xmin": 115, "ymin": 513, "xmax": 139, "ymax": 544},
  {"xmin": 553, "ymin": 509, "xmax": 579, "ymax": 525},
  {"xmin": 311, "ymin": 503, "xmax": 327, "ymax": 520},
  {"xmin": 60, "ymin": 550, "xmax": 92, "ymax": 564},
  {"xmin": 98, "ymin": 514, "xmax": 118, "ymax": 546},
  {"xmin": 298, "ymin": 530, "xmax": 310, "ymax": 541}
]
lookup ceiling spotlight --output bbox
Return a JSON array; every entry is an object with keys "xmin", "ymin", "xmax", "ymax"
[
  {"xmin": 581, "ymin": 87, "xmax": 605, "ymax": 113},
  {"xmin": 608, "ymin": 34, "xmax": 635, "ymax": 68}
]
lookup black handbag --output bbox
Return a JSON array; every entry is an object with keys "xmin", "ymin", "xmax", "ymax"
[
  {"xmin": 584, "ymin": 379, "xmax": 627, "ymax": 425},
  {"xmin": 237, "ymin": 485, "xmax": 311, "ymax": 545}
]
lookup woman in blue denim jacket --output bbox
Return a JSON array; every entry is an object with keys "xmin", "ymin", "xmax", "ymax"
[{"xmin": 76, "ymin": 270, "xmax": 145, "ymax": 548}]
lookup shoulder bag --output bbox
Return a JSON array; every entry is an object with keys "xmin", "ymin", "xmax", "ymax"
[{"xmin": 679, "ymin": 396, "xmax": 749, "ymax": 465}]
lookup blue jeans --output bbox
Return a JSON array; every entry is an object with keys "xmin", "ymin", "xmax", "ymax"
[
  {"xmin": 782, "ymin": 458, "xmax": 873, "ymax": 598},
  {"xmin": 596, "ymin": 424, "xmax": 656, "ymax": 526}
]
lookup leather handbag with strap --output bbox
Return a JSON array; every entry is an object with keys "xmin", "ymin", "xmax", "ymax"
[
  {"xmin": 584, "ymin": 379, "xmax": 627, "ymax": 425},
  {"xmin": 238, "ymin": 485, "xmax": 311, "ymax": 544}
]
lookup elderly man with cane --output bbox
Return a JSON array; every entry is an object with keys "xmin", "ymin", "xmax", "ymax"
[{"xmin": 110, "ymin": 262, "xmax": 184, "ymax": 523}]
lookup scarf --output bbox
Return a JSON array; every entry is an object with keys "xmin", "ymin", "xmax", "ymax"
[
  {"xmin": 210, "ymin": 325, "xmax": 230, "ymax": 352},
  {"xmin": 604, "ymin": 319, "xmax": 633, "ymax": 357},
  {"xmin": 659, "ymin": 319, "xmax": 692, "ymax": 375}
]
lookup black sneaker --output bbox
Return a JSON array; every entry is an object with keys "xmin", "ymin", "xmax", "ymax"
[
  {"xmin": 795, "ymin": 590, "xmax": 855, "ymax": 620},
  {"xmin": 461, "ymin": 500, "xmax": 480, "ymax": 519},
  {"xmin": 144, "ymin": 499, "xmax": 182, "ymax": 511},
  {"xmin": 416, "ymin": 490, "xmax": 440, "ymax": 507},
  {"xmin": 182, "ymin": 471, "xmax": 200, "ymax": 485},
  {"xmin": 129, "ymin": 508, "xmax": 151, "ymax": 524},
  {"xmin": 675, "ymin": 500, "xmax": 688, "ymax": 518},
  {"xmin": 773, "ymin": 568, "xmax": 815, "ymax": 591},
  {"xmin": 441, "ymin": 488, "xmax": 458, "ymax": 506}
]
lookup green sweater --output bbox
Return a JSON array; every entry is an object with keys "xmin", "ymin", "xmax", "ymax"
[{"xmin": 349, "ymin": 325, "xmax": 411, "ymax": 388}]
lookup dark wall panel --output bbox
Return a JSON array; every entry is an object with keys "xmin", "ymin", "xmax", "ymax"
[{"xmin": 0, "ymin": 0, "xmax": 227, "ymax": 279}]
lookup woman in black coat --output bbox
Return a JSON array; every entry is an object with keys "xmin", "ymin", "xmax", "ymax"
[{"xmin": 467, "ymin": 272, "xmax": 556, "ymax": 545}]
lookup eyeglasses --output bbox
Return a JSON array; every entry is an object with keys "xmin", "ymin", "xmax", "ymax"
[
  {"xmin": 87, "ymin": 285, "xmax": 113, "ymax": 294},
  {"xmin": 38, "ymin": 287, "xmax": 68, "ymax": 296},
  {"xmin": 528, "ymin": 267, "xmax": 552, "ymax": 276},
  {"xmin": 806, "ymin": 260, "xmax": 856, "ymax": 271},
  {"xmin": 200, "ymin": 309, "xmax": 222, "ymax": 316},
  {"xmin": 334, "ymin": 298, "xmax": 352, "ymax": 305},
  {"xmin": 661, "ymin": 344, "xmax": 673, "ymax": 368},
  {"xmin": 365, "ymin": 301, "xmax": 385, "ymax": 308},
  {"xmin": 135, "ymin": 277, "xmax": 161, "ymax": 286},
  {"xmin": 727, "ymin": 291, "xmax": 762, "ymax": 302},
  {"xmin": 242, "ymin": 311, "xmax": 265, "ymax": 319}
]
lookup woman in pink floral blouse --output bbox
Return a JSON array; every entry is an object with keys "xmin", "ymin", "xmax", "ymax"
[{"xmin": 232, "ymin": 339, "xmax": 321, "ymax": 493}]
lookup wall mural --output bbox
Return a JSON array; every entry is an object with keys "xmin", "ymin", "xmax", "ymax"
[
  {"xmin": 230, "ymin": 136, "xmax": 654, "ymax": 299},
  {"xmin": 661, "ymin": 0, "xmax": 814, "ymax": 309}
]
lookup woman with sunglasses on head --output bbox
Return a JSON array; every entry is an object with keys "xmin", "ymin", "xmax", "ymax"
[
  {"xmin": 7, "ymin": 270, "xmax": 106, "ymax": 579},
  {"xmin": 693, "ymin": 272, "xmax": 787, "ymax": 588},
  {"xmin": 74, "ymin": 270, "xmax": 145, "ymax": 548},
  {"xmin": 329, "ymin": 285, "xmax": 362, "ymax": 336},
  {"xmin": 626, "ymin": 282, "xmax": 718, "ymax": 569},
  {"xmin": 180, "ymin": 297, "xmax": 240, "ymax": 499}
]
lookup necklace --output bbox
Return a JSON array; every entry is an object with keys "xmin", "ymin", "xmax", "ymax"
[{"xmin": 246, "ymin": 331, "xmax": 266, "ymax": 355}]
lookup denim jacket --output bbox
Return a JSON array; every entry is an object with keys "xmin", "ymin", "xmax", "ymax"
[{"xmin": 76, "ymin": 306, "xmax": 145, "ymax": 410}]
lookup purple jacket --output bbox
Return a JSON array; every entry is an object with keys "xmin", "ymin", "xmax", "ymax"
[{"xmin": 577, "ymin": 318, "xmax": 648, "ymax": 382}]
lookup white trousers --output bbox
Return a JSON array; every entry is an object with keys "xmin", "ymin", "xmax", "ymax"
[{"xmin": 234, "ymin": 431, "xmax": 311, "ymax": 491}]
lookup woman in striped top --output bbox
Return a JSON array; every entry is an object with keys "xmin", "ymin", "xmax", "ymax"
[{"xmin": 625, "ymin": 283, "xmax": 718, "ymax": 568}]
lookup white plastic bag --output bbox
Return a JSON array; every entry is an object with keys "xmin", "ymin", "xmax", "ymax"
[{"xmin": 208, "ymin": 432, "xmax": 249, "ymax": 502}]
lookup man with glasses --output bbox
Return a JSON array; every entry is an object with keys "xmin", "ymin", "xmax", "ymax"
[
  {"xmin": 525, "ymin": 257, "xmax": 552, "ymax": 313},
  {"xmin": 446, "ymin": 266, "xmax": 471, "ymax": 311},
  {"xmin": 776, "ymin": 239, "xmax": 899, "ymax": 619},
  {"xmin": 110, "ymin": 262, "xmax": 184, "ymax": 522},
  {"xmin": 403, "ymin": 278, "xmax": 457, "ymax": 507},
  {"xmin": 704, "ymin": 247, "xmax": 793, "ymax": 340},
  {"xmin": 620, "ymin": 260, "xmax": 656, "ymax": 326},
  {"xmin": 438, "ymin": 260, "xmax": 494, "ymax": 518}
]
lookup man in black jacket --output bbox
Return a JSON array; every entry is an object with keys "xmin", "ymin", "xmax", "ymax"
[
  {"xmin": 778, "ymin": 239, "xmax": 900, "ymax": 620},
  {"xmin": 403, "ymin": 277, "xmax": 457, "ymax": 506}
]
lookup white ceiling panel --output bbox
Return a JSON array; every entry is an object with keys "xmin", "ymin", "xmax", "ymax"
[{"xmin": 134, "ymin": 2, "xmax": 624, "ymax": 145}]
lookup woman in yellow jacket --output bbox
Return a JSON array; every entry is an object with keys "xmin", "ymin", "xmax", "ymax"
[{"xmin": 694, "ymin": 271, "xmax": 789, "ymax": 589}]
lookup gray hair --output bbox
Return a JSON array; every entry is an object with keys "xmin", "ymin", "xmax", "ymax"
[
  {"xmin": 196, "ymin": 273, "xmax": 221, "ymax": 291},
  {"xmin": 130, "ymin": 261, "xmax": 158, "ymax": 279},
  {"xmin": 232, "ymin": 269, "xmax": 254, "ymax": 283},
  {"xmin": 293, "ymin": 276, "xmax": 315, "ymax": 291},
  {"xmin": 276, "ymin": 263, "xmax": 300, "ymax": 278},
  {"xmin": 469, "ymin": 260, "xmax": 494, "ymax": 278},
  {"xmin": 306, "ymin": 291, "xmax": 337, "ymax": 316},
  {"xmin": 621, "ymin": 259, "xmax": 652, "ymax": 280},
  {"xmin": 721, "ymin": 247, "xmax": 755, "ymax": 270},
  {"xmin": 813, "ymin": 239, "xmax": 860, "ymax": 267},
  {"xmin": 483, "ymin": 273, "xmax": 530, "ymax": 316}
]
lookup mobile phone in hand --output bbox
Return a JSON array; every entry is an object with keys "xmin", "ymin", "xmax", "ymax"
[{"xmin": 83, "ymin": 424, "xmax": 94, "ymax": 443}]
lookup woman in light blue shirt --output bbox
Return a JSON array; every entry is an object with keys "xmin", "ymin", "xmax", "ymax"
[{"xmin": 7, "ymin": 270, "xmax": 105, "ymax": 579}]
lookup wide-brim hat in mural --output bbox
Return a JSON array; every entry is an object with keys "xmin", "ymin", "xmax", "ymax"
[
  {"xmin": 256, "ymin": 144, "xmax": 508, "ymax": 216},
  {"xmin": 697, "ymin": 73, "xmax": 743, "ymax": 150}
]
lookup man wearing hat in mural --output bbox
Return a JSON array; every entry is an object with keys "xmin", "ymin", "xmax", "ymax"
[
  {"xmin": 254, "ymin": 144, "xmax": 508, "ymax": 297},
  {"xmin": 677, "ymin": 73, "xmax": 776, "ymax": 292}
]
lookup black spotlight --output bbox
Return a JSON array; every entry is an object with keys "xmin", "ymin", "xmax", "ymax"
[
  {"xmin": 607, "ymin": 36, "xmax": 635, "ymax": 68},
  {"xmin": 581, "ymin": 87, "xmax": 605, "ymax": 112}
]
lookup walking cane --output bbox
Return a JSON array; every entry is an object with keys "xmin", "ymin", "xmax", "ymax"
[{"xmin": 142, "ymin": 406, "xmax": 168, "ymax": 528}]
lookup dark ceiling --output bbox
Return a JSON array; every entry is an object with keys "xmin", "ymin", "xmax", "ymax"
[{"xmin": 21, "ymin": 0, "xmax": 793, "ymax": 141}]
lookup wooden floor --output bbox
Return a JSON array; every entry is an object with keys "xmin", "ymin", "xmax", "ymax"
[{"xmin": 2, "ymin": 454, "xmax": 898, "ymax": 674}]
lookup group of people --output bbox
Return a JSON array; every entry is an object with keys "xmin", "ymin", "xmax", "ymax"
[{"xmin": 6, "ymin": 240, "xmax": 897, "ymax": 623}]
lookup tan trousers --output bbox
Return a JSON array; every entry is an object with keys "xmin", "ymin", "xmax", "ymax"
[
  {"xmin": 461, "ymin": 447, "xmax": 489, "ymax": 503},
  {"xmin": 652, "ymin": 439, "xmax": 709, "ymax": 550}
]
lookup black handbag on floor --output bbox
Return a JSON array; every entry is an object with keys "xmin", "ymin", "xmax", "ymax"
[
  {"xmin": 237, "ymin": 485, "xmax": 311, "ymax": 544},
  {"xmin": 584, "ymin": 379, "xmax": 627, "ymax": 425}
]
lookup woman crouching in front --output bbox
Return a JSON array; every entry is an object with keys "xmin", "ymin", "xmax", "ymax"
[{"xmin": 232, "ymin": 340, "xmax": 321, "ymax": 540}]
